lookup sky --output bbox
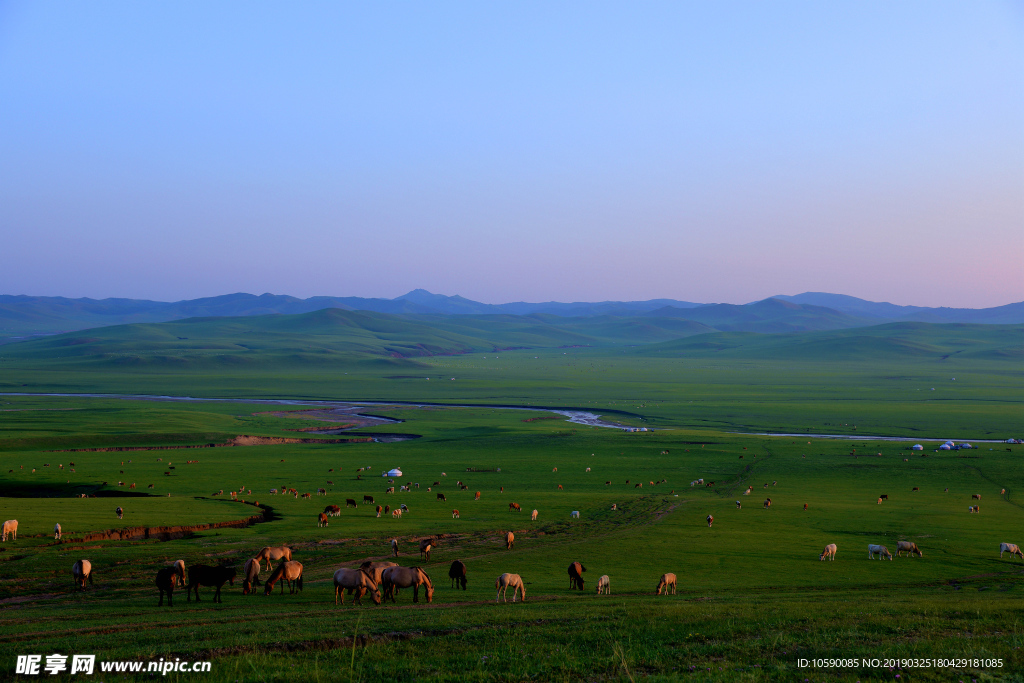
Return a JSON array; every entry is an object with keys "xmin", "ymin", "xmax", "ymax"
[{"xmin": 1, "ymin": 2, "xmax": 1022, "ymax": 308}]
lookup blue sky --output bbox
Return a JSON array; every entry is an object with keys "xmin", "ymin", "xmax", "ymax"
[{"xmin": 1, "ymin": 1, "xmax": 1021, "ymax": 306}]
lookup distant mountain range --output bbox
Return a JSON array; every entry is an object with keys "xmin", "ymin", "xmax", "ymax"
[{"xmin": 1, "ymin": 289, "xmax": 1021, "ymax": 342}]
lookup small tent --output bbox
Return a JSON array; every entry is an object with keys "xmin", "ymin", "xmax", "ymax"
[
  {"xmin": 384, "ymin": 468, "xmax": 403, "ymax": 478},
  {"xmin": 911, "ymin": 444, "xmax": 923, "ymax": 451}
]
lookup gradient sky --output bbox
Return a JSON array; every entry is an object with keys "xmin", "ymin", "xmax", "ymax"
[{"xmin": 1, "ymin": 1, "xmax": 1022, "ymax": 307}]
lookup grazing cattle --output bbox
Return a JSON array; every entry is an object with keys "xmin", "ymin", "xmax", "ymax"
[
  {"xmin": 495, "ymin": 573, "xmax": 525, "ymax": 603},
  {"xmin": 436, "ymin": 493, "xmax": 447, "ymax": 502},
  {"xmin": 1, "ymin": 519, "xmax": 18, "ymax": 542},
  {"xmin": 972, "ymin": 494, "xmax": 982, "ymax": 500},
  {"xmin": 969, "ymin": 505, "xmax": 980, "ymax": 513},
  {"xmin": 452, "ymin": 509, "xmax": 460, "ymax": 519},
  {"xmin": 346, "ymin": 499, "xmax": 357, "ymax": 508},
  {"xmin": 567, "ymin": 561, "xmax": 586, "ymax": 590},
  {"xmin": 912, "ymin": 487, "xmax": 919, "ymax": 492},
  {"xmin": 381, "ymin": 566, "xmax": 434, "ymax": 603},
  {"xmin": 53, "ymin": 523, "xmax": 61, "ymax": 540},
  {"xmin": 819, "ymin": 543, "xmax": 837, "ymax": 561},
  {"xmin": 557, "ymin": 485, "xmax": 563, "ymax": 490},
  {"xmin": 253, "ymin": 546, "xmax": 293, "ymax": 564},
  {"xmin": 360, "ymin": 561, "xmax": 399, "ymax": 586},
  {"xmin": 401, "ymin": 504, "xmax": 409, "ymax": 512},
  {"xmin": 763, "ymin": 498, "xmax": 772, "ymax": 509},
  {"xmin": 596, "ymin": 574, "xmax": 611, "ymax": 595},
  {"xmin": 896, "ymin": 541, "xmax": 923, "ymax": 557},
  {"xmin": 325, "ymin": 505, "xmax": 341, "ymax": 517},
  {"xmin": 606, "ymin": 481, "xmax": 611, "ymax": 486},
  {"xmin": 301, "ymin": 492, "xmax": 312, "ymax": 499},
  {"xmin": 384, "ymin": 505, "xmax": 391, "ymax": 515},
  {"xmin": 392, "ymin": 509, "xmax": 402, "ymax": 519},
  {"xmin": 187, "ymin": 565, "xmax": 236, "ymax": 602},
  {"xmin": 155, "ymin": 566, "xmax": 177, "ymax": 606},
  {"xmin": 1001, "ymin": 489, "xmax": 1006, "ymax": 495},
  {"xmin": 509, "ymin": 502, "xmax": 521, "ymax": 512},
  {"xmin": 586, "ymin": 467, "xmax": 591, "ymax": 473},
  {"xmin": 656, "ymin": 573, "xmax": 677, "ymax": 595},
  {"xmin": 735, "ymin": 501, "xmax": 742, "ymax": 509},
  {"xmin": 318, "ymin": 512, "xmax": 329, "ymax": 527},
  {"xmin": 611, "ymin": 504, "xmax": 618, "ymax": 511},
  {"xmin": 264, "ymin": 561, "xmax": 303, "ymax": 595},
  {"xmin": 506, "ymin": 531, "xmax": 515, "ymax": 550},
  {"xmin": 867, "ymin": 544, "xmax": 893, "ymax": 561},
  {"xmin": 706, "ymin": 515, "xmax": 713, "ymax": 527},
  {"xmin": 880, "ymin": 494, "xmax": 888, "ymax": 500},
  {"xmin": 364, "ymin": 495, "xmax": 375, "ymax": 504},
  {"xmin": 317, "ymin": 488, "xmax": 326, "ymax": 496},
  {"xmin": 333, "ymin": 568, "xmax": 381, "ymax": 606},
  {"xmin": 474, "ymin": 491, "xmax": 481, "ymax": 500},
  {"xmin": 242, "ymin": 558, "xmax": 261, "ymax": 594},
  {"xmin": 72, "ymin": 559, "xmax": 93, "ymax": 590},
  {"xmin": 433, "ymin": 481, "xmax": 440, "ymax": 486},
  {"xmin": 531, "ymin": 509, "xmax": 538, "ymax": 521},
  {"xmin": 635, "ymin": 483, "xmax": 642, "ymax": 489},
  {"xmin": 449, "ymin": 560, "xmax": 468, "ymax": 589},
  {"xmin": 877, "ymin": 497, "xmax": 883, "ymax": 505},
  {"xmin": 570, "ymin": 510, "xmax": 580, "ymax": 519},
  {"xmin": 376, "ymin": 505, "xmax": 383, "ymax": 517},
  {"xmin": 115, "ymin": 507, "xmax": 124, "ymax": 520},
  {"xmin": 391, "ymin": 538, "xmax": 399, "ymax": 557},
  {"xmin": 999, "ymin": 543, "xmax": 1023, "ymax": 559}
]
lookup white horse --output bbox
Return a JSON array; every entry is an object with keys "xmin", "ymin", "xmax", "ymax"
[
  {"xmin": 495, "ymin": 573, "xmax": 526, "ymax": 603},
  {"xmin": 1000, "ymin": 543, "xmax": 1023, "ymax": 559},
  {"xmin": 53, "ymin": 523, "xmax": 62, "ymax": 540},
  {"xmin": 596, "ymin": 574, "xmax": 611, "ymax": 595}
]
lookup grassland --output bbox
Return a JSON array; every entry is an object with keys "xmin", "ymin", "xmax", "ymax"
[{"xmin": 1, "ymin": 389, "xmax": 1023, "ymax": 682}]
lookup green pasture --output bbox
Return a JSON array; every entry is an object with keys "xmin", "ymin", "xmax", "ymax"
[{"xmin": 1, "ymin": 396, "xmax": 1023, "ymax": 681}]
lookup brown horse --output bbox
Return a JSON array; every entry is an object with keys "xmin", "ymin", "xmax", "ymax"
[
  {"xmin": 506, "ymin": 531, "xmax": 515, "ymax": 550},
  {"xmin": 170, "ymin": 560, "xmax": 186, "ymax": 588},
  {"xmin": 656, "ymin": 573, "xmax": 677, "ymax": 595},
  {"xmin": 333, "ymin": 568, "xmax": 381, "ymax": 606},
  {"xmin": 359, "ymin": 561, "xmax": 398, "ymax": 586},
  {"xmin": 567, "ymin": 561, "xmax": 586, "ymax": 590},
  {"xmin": 156, "ymin": 566, "xmax": 177, "ymax": 606},
  {"xmin": 242, "ymin": 558, "xmax": 261, "ymax": 594},
  {"xmin": 253, "ymin": 546, "xmax": 292, "ymax": 564},
  {"xmin": 187, "ymin": 565, "xmax": 236, "ymax": 603},
  {"xmin": 381, "ymin": 566, "xmax": 434, "ymax": 603},
  {"xmin": 509, "ymin": 502, "xmax": 521, "ymax": 512},
  {"xmin": 264, "ymin": 561, "xmax": 303, "ymax": 595},
  {"xmin": 449, "ymin": 560, "xmax": 467, "ymax": 590}
]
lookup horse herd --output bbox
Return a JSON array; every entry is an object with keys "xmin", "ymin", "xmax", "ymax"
[{"xmin": 818, "ymin": 541, "xmax": 1024, "ymax": 561}]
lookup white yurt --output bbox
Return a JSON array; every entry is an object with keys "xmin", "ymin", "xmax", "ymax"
[
  {"xmin": 911, "ymin": 444, "xmax": 923, "ymax": 451},
  {"xmin": 384, "ymin": 468, "xmax": 403, "ymax": 478}
]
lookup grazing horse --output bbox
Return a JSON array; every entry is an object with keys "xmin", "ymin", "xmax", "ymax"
[
  {"xmin": 333, "ymin": 568, "xmax": 381, "ymax": 606},
  {"xmin": 531, "ymin": 509, "xmax": 538, "ymax": 521},
  {"xmin": 391, "ymin": 538, "xmax": 399, "ymax": 557},
  {"xmin": 896, "ymin": 541, "xmax": 923, "ymax": 557},
  {"xmin": 505, "ymin": 531, "xmax": 515, "ymax": 550},
  {"xmin": 187, "ymin": 565, "xmax": 236, "ymax": 602},
  {"xmin": 381, "ymin": 566, "xmax": 434, "ymax": 603},
  {"xmin": 72, "ymin": 559, "xmax": 93, "ymax": 590},
  {"xmin": 264, "ymin": 561, "xmax": 303, "ymax": 595},
  {"xmin": 509, "ymin": 502, "xmax": 521, "ymax": 512},
  {"xmin": 867, "ymin": 544, "xmax": 893, "ymax": 561},
  {"xmin": 156, "ymin": 566, "xmax": 177, "ymax": 606},
  {"xmin": 115, "ymin": 507, "xmax": 123, "ymax": 520},
  {"xmin": 596, "ymin": 574, "xmax": 611, "ymax": 595},
  {"xmin": 1000, "ymin": 543, "xmax": 1023, "ymax": 559},
  {"xmin": 242, "ymin": 558, "xmax": 261, "ymax": 594},
  {"xmin": 318, "ymin": 512, "xmax": 329, "ymax": 527},
  {"xmin": 171, "ymin": 560, "xmax": 186, "ymax": 588},
  {"xmin": 449, "ymin": 560, "xmax": 467, "ymax": 590},
  {"xmin": 253, "ymin": 546, "xmax": 292, "ymax": 564},
  {"xmin": 656, "ymin": 573, "xmax": 677, "ymax": 595},
  {"xmin": 360, "ymin": 561, "xmax": 399, "ymax": 586},
  {"xmin": 495, "ymin": 573, "xmax": 525, "ymax": 603},
  {"xmin": 567, "ymin": 561, "xmax": 586, "ymax": 590},
  {"xmin": 53, "ymin": 523, "xmax": 61, "ymax": 540},
  {"xmin": 819, "ymin": 543, "xmax": 837, "ymax": 561}
]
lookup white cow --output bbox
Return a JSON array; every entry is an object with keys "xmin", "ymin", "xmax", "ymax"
[
  {"xmin": 999, "ymin": 543, "xmax": 1023, "ymax": 559},
  {"xmin": 819, "ymin": 543, "xmax": 837, "ymax": 561},
  {"xmin": 868, "ymin": 544, "xmax": 892, "ymax": 560},
  {"xmin": 596, "ymin": 574, "xmax": 611, "ymax": 595},
  {"xmin": 54, "ymin": 523, "xmax": 62, "ymax": 540}
]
